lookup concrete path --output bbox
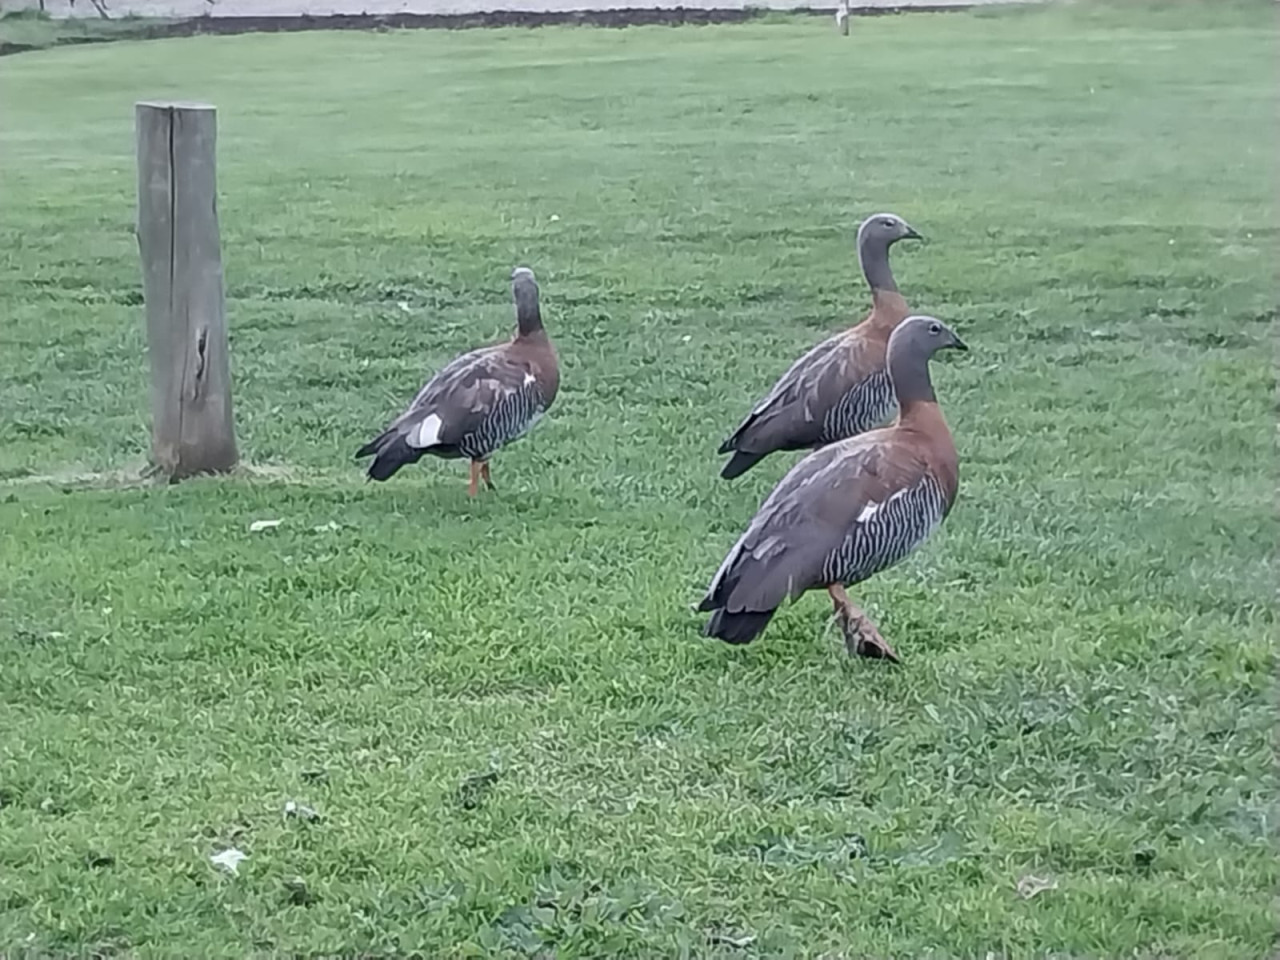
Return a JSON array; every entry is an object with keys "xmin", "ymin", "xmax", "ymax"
[{"xmin": 6, "ymin": 0, "xmax": 1032, "ymax": 17}]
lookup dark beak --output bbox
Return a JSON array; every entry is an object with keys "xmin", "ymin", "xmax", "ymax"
[
  {"xmin": 951, "ymin": 333, "xmax": 969, "ymax": 352},
  {"xmin": 904, "ymin": 226, "xmax": 925, "ymax": 242}
]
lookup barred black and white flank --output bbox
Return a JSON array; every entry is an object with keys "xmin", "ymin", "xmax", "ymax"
[
  {"xmin": 698, "ymin": 315, "xmax": 968, "ymax": 663},
  {"xmin": 818, "ymin": 472, "xmax": 948, "ymax": 587},
  {"xmin": 355, "ymin": 266, "xmax": 559, "ymax": 497},
  {"xmin": 821, "ymin": 369, "xmax": 894, "ymax": 444}
]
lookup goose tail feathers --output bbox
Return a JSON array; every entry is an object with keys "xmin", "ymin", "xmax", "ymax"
[
  {"xmin": 703, "ymin": 607, "xmax": 775, "ymax": 645},
  {"xmin": 357, "ymin": 430, "xmax": 423, "ymax": 482}
]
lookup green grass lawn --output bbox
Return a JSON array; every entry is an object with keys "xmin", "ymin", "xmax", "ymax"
[{"xmin": 0, "ymin": 4, "xmax": 1275, "ymax": 956}]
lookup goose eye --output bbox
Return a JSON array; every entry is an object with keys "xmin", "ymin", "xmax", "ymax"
[
  {"xmin": 929, "ymin": 323, "xmax": 942, "ymax": 335},
  {"xmin": 880, "ymin": 219, "xmax": 894, "ymax": 228}
]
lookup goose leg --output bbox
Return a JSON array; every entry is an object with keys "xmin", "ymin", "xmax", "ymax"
[
  {"xmin": 827, "ymin": 584, "xmax": 901, "ymax": 663},
  {"xmin": 479, "ymin": 461, "xmax": 495, "ymax": 491},
  {"xmin": 467, "ymin": 460, "xmax": 481, "ymax": 498}
]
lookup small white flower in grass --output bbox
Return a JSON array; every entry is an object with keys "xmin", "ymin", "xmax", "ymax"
[
  {"xmin": 210, "ymin": 848, "xmax": 247, "ymax": 875},
  {"xmin": 398, "ymin": 301, "xmax": 411, "ymax": 313},
  {"xmin": 1016, "ymin": 873, "xmax": 1057, "ymax": 899},
  {"xmin": 708, "ymin": 932, "xmax": 755, "ymax": 948},
  {"xmin": 248, "ymin": 519, "xmax": 282, "ymax": 533},
  {"xmin": 283, "ymin": 800, "xmax": 321, "ymax": 822},
  {"xmin": 681, "ymin": 335, "xmax": 692, "ymax": 343},
  {"xmin": 549, "ymin": 214, "xmax": 560, "ymax": 222}
]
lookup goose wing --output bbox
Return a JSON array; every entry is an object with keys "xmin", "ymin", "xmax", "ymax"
[
  {"xmin": 720, "ymin": 330, "xmax": 878, "ymax": 456},
  {"xmin": 700, "ymin": 432, "xmax": 937, "ymax": 617},
  {"xmin": 386, "ymin": 343, "xmax": 539, "ymax": 451}
]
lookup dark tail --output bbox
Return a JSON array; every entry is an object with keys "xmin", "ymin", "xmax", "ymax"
[
  {"xmin": 355, "ymin": 430, "xmax": 423, "ymax": 482},
  {"xmin": 703, "ymin": 607, "xmax": 776, "ymax": 645},
  {"xmin": 355, "ymin": 429, "xmax": 389, "ymax": 459},
  {"xmin": 720, "ymin": 449, "xmax": 767, "ymax": 480}
]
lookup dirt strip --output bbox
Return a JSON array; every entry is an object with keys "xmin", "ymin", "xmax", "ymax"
[{"xmin": 0, "ymin": 1, "xmax": 1025, "ymax": 57}]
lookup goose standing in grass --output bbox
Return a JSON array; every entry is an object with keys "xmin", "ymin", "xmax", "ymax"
[
  {"xmin": 717, "ymin": 213, "xmax": 924, "ymax": 479},
  {"xmin": 355, "ymin": 266, "xmax": 559, "ymax": 496},
  {"xmin": 698, "ymin": 315, "xmax": 966, "ymax": 662}
]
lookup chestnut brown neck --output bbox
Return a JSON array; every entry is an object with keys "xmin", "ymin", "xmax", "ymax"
[{"xmin": 867, "ymin": 289, "xmax": 910, "ymax": 333}]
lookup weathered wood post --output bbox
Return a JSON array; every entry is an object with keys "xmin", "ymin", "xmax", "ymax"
[
  {"xmin": 136, "ymin": 101, "xmax": 238, "ymax": 481},
  {"xmin": 837, "ymin": 0, "xmax": 850, "ymax": 35}
]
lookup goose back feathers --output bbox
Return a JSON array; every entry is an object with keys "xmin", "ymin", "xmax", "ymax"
[
  {"xmin": 356, "ymin": 267, "xmax": 559, "ymax": 487},
  {"xmin": 718, "ymin": 213, "xmax": 922, "ymax": 480},
  {"xmin": 700, "ymin": 315, "xmax": 966, "ymax": 649},
  {"xmin": 717, "ymin": 329, "xmax": 895, "ymax": 477}
]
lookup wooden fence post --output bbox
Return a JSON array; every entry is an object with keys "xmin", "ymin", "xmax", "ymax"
[
  {"xmin": 136, "ymin": 101, "xmax": 238, "ymax": 481},
  {"xmin": 836, "ymin": 0, "xmax": 850, "ymax": 36}
]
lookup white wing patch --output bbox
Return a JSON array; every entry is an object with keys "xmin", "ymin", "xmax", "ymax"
[
  {"xmin": 856, "ymin": 486, "xmax": 909, "ymax": 524},
  {"xmin": 523, "ymin": 371, "xmax": 536, "ymax": 386},
  {"xmin": 411, "ymin": 412, "xmax": 444, "ymax": 448}
]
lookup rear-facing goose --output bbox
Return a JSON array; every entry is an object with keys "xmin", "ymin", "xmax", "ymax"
[
  {"xmin": 717, "ymin": 213, "xmax": 923, "ymax": 479},
  {"xmin": 698, "ymin": 315, "xmax": 966, "ymax": 662},
  {"xmin": 355, "ymin": 266, "xmax": 559, "ymax": 496}
]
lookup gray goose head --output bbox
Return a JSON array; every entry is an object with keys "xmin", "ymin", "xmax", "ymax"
[
  {"xmin": 886, "ymin": 315, "xmax": 967, "ymax": 406},
  {"xmin": 857, "ymin": 212, "xmax": 923, "ymax": 293}
]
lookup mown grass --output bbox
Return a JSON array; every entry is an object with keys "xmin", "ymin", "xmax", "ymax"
[{"xmin": 0, "ymin": 4, "xmax": 1275, "ymax": 957}]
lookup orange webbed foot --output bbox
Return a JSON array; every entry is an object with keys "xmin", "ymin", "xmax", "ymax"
[{"xmin": 828, "ymin": 584, "xmax": 901, "ymax": 664}]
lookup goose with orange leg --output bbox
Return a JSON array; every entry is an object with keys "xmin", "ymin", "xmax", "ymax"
[
  {"xmin": 356, "ymin": 266, "xmax": 559, "ymax": 496},
  {"xmin": 698, "ymin": 315, "xmax": 967, "ymax": 662}
]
